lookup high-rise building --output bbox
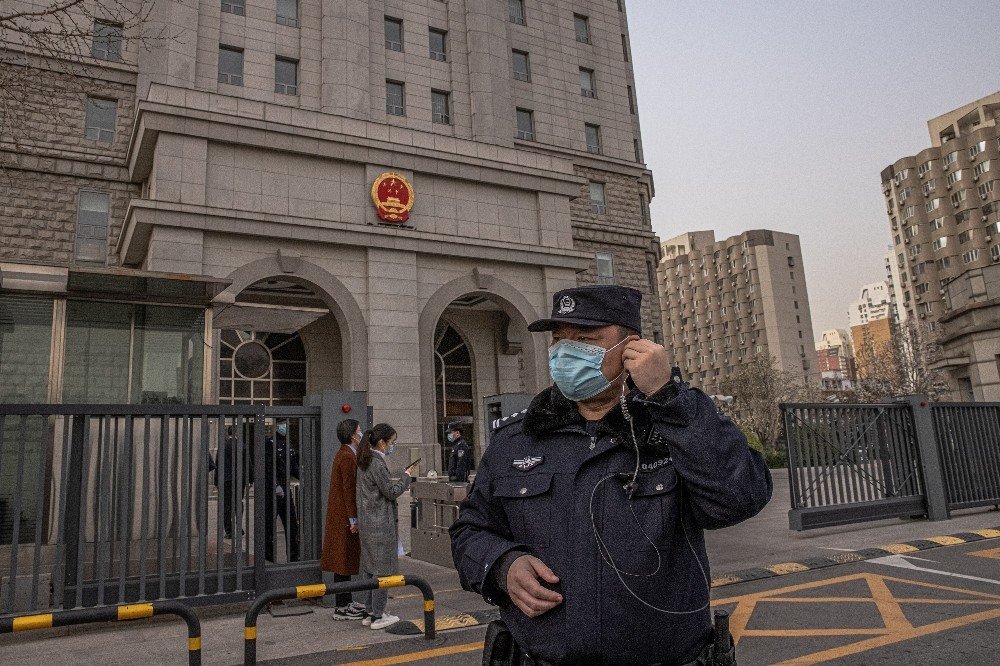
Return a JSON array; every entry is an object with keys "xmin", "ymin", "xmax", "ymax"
[
  {"xmin": 658, "ymin": 229, "xmax": 818, "ymax": 395},
  {"xmin": 880, "ymin": 91, "xmax": 1000, "ymax": 336},
  {"xmin": 0, "ymin": 0, "xmax": 661, "ymax": 468},
  {"xmin": 815, "ymin": 329, "xmax": 855, "ymax": 392},
  {"xmin": 880, "ymin": 91, "xmax": 1000, "ymax": 399},
  {"xmin": 848, "ymin": 281, "xmax": 893, "ymax": 328},
  {"xmin": 883, "ymin": 246, "xmax": 907, "ymax": 325}
]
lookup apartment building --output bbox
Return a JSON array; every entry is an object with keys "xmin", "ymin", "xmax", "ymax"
[
  {"xmin": 658, "ymin": 229, "xmax": 819, "ymax": 395},
  {"xmin": 0, "ymin": 0, "xmax": 661, "ymax": 470},
  {"xmin": 815, "ymin": 328, "xmax": 855, "ymax": 392}
]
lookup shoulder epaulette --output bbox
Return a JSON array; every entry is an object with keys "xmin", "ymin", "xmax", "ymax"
[{"xmin": 490, "ymin": 409, "xmax": 528, "ymax": 432}]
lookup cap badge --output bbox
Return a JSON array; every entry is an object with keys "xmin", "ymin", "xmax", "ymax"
[
  {"xmin": 557, "ymin": 296, "xmax": 576, "ymax": 315},
  {"xmin": 512, "ymin": 455, "xmax": 543, "ymax": 471}
]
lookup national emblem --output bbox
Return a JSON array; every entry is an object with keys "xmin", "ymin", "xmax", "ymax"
[{"xmin": 371, "ymin": 172, "xmax": 415, "ymax": 223}]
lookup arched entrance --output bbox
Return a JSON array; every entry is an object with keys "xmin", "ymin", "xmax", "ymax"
[
  {"xmin": 434, "ymin": 324, "xmax": 474, "ymax": 469},
  {"xmin": 219, "ymin": 330, "xmax": 307, "ymax": 406}
]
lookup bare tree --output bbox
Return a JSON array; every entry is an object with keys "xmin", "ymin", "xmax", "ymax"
[
  {"xmin": 0, "ymin": 0, "xmax": 162, "ymax": 165},
  {"xmin": 851, "ymin": 319, "xmax": 949, "ymax": 402},
  {"xmin": 717, "ymin": 354, "xmax": 814, "ymax": 452}
]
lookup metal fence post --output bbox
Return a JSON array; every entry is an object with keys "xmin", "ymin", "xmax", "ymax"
[
  {"xmin": 253, "ymin": 408, "xmax": 267, "ymax": 593},
  {"xmin": 903, "ymin": 395, "xmax": 950, "ymax": 521}
]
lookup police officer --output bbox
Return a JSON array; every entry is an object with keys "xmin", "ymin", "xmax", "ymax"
[
  {"xmin": 264, "ymin": 420, "xmax": 301, "ymax": 562},
  {"xmin": 446, "ymin": 421, "xmax": 474, "ymax": 483},
  {"xmin": 450, "ymin": 285, "xmax": 772, "ymax": 665}
]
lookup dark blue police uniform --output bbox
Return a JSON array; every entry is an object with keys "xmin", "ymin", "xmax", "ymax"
[{"xmin": 449, "ymin": 285, "xmax": 773, "ymax": 665}]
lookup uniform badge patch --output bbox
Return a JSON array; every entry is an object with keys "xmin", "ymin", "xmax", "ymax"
[
  {"xmin": 512, "ymin": 455, "xmax": 543, "ymax": 471},
  {"xmin": 557, "ymin": 295, "xmax": 576, "ymax": 315}
]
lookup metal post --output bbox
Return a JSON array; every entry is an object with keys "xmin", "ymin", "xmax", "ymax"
[
  {"xmin": 903, "ymin": 395, "xmax": 950, "ymax": 521},
  {"xmin": 253, "ymin": 408, "xmax": 267, "ymax": 592},
  {"xmin": 61, "ymin": 414, "xmax": 87, "ymax": 602}
]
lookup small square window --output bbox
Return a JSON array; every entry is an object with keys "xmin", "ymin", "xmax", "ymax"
[
  {"xmin": 509, "ymin": 0, "xmax": 526, "ymax": 25},
  {"xmin": 512, "ymin": 50, "xmax": 530, "ymax": 81},
  {"xmin": 218, "ymin": 46, "xmax": 244, "ymax": 85},
  {"xmin": 277, "ymin": 0, "xmax": 298, "ymax": 27},
  {"xmin": 429, "ymin": 28, "xmax": 447, "ymax": 61},
  {"xmin": 585, "ymin": 124, "xmax": 601, "ymax": 154},
  {"xmin": 385, "ymin": 17, "xmax": 403, "ymax": 51},
  {"xmin": 432, "ymin": 90, "xmax": 450, "ymax": 124},
  {"xmin": 84, "ymin": 97, "xmax": 116, "ymax": 142},
  {"xmin": 516, "ymin": 108, "xmax": 534, "ymax": 140},
  {"xmin": 275, "ymin": 57, "xmax": 298, "ymax": 95},
  {"xmin": 589, "ymin": 181, "xmax": 606, "ymax": 215},
  {"xmin": 579, "ymin": 68, "xmax": 596, "ymax": 97},
  {"xmin": 574, "ymin": 15, "xmax": 590, "ymax": 44},
  {"xmin": 92, "ymin": 21, "xmax": 122, "ymax": 62},
  {"xmin": 386, "ymin": 80, "xmax": 405, "ymax": 116},
  {"xmin": 221, "ymin": 0, "xmax": 245, "ymax": 16}
]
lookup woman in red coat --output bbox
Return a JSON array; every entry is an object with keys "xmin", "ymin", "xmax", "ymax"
[{"xmin": 320, "ymin": 418, "xmax": 365, "ymax": 620}]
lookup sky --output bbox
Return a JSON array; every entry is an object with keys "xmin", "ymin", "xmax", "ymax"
[{"xmin": 627, "ymin": 1, "xmax": 1000, "ymax": 343}]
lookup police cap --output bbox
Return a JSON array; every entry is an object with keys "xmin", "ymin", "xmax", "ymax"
[
  {"xmin": 446, "ymin": 420, "xmax": 464, "ymax": 433},
  {"xmin": 528, "ymin": 285, "xmax": 642, "ymax": 335}
]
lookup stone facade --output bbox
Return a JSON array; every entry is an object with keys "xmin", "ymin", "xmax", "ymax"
[{"xmin": 0, "ymin": 0, "xmax": 660, "ymax": 469}]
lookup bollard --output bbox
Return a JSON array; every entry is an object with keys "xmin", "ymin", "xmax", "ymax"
[
  {"xmin": 244, "ymin": 575, "xmax": 435, "ymax": 665},
  {"xmin": 0, "ymin": 601, "xmax": 202, "ymax": 665}
]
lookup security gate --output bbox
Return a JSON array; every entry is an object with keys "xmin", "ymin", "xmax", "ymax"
[{"xmin": 0, "ymin": 403, "xmax": 322, "ymax": 615}]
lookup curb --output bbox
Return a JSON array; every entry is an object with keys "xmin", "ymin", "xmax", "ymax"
[
  {"xmin": 408, "ymin": 527, "xmax": 1000, "ymax": 634},
  {"xmin": 709, "ymin": 526, "xmax": 1000, "ymax": 587}
]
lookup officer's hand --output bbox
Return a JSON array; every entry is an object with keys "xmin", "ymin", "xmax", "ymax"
[
  {"xmin": 506, "ymin": 555, "xmax": 563, "ymax": 618},
  {"xmin": 349, "ymin": 524, "xmax": 359, "ymax": 534},
  {"xmin": 622, "ymin": 339, "xmax": 670, "ymax": 395}
]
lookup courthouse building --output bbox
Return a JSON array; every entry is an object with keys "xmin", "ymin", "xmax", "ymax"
[{"xmin": 0, "ymin": 0, "xmax": 661, "ymax": 470}]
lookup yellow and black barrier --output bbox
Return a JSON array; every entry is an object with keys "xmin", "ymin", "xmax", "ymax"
[
  {"xmin": 243, "ymin": 575, "xmax": 435, "ymax": 665},
  {"xmin": 0, "ymin": 601, "xmax": 202, "ymax": 665}
]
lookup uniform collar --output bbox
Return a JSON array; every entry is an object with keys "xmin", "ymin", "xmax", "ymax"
[{"xmin": 522, "ymin": 385, "xmax": 647, "ymax": 440}]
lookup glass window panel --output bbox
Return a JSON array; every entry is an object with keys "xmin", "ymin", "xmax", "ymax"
[
  {"xmin": 385, "ymin": 17, "xmax": 403, "ymax": 51},
  {"xmin": 63, "ymin": 301, "xmax": 132, "ymax": 403},
  {"xmin": 218, "ymin": 46, "xmax": 244, "ymax": 85},
  {"xmin": 512, "ymin": 50, "xmax": 530, "ymax": 81},
  {"xmin": 429, "ymin": 29, "xmax": 446, "ymax": 60},
  {"xmin": 275, "ymin": 57, "xmax": 298, "ymax": 94},
  {"xmin": 84, "ymin": 97, "xmax": 116, "ymax": 142},
  {"xmin": 131, "ymin": 305, "xmax": 205, "ymax": 404},
  {"xmin": 276, "ymin": 0, "xmax": 298, "ymax": 26},
  {"xmin": 432, "ymin": 90, "xmax": 450, "ymax": 124},
  {"xmin": 75, "ymin": 191, "xmax": 109, "ymax": 262},
  {"xmin": 580, "ymin": 68, "xmax": 594, "ymax": 96},
  {"xmin": 509, "ymin": 0, "xmax": 525, "ymax": 24},
  {"xmin": 221, "ymin": 0, "xmax": 245, "ymax": 16},
  {"xmin": 574, "ymin": 15, "xmax": 590, "ymax": 43},
  {"xmin": 91, "ymin": 21, "xmax": 122, "ymax": 61},
  {"xmin": 386, "ymin": 81, "xmax": 405, "ymax": 115},
  {"xmin": 585, "ymin": 124, "xmax": 601, "ymax": 153},
  {"xmin": 516, "ymin": 108, "xmax": 534, "ymax": 140},
  {"xmin": 0, "ymin": 296, "xmax": 53, "ymax": 403}
]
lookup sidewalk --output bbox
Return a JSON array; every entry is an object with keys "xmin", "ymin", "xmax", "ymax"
[{"xmin": 1, "ymin": 474, "xmax": 997, "ymax": 665}]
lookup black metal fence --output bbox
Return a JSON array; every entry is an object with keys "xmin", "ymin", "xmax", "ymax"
[
  {"xmin": 0, "ymin": 404, "xmax": 321, "ymax": 616},
  {"xmin": 782, "ymin": 396, "xmax": 999, "ymax": 530}
]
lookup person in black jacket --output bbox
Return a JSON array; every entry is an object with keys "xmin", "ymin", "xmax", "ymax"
[
  {"xmin": 446, "ymin": 421, "xmax": 474, "ymax": 483},
  {"xmin": 450, "ymin": 286, "xmax": 772, "ymax": 665},
  {"xmin": 264, "ymin": 420, "xmax": 300, "ymax": 562},
  {"xmin": 214, "ymin": 425, "xmax": 251, "ymax": 540}
]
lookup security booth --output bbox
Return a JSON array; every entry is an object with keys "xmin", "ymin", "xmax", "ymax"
[
  {"xmin": 409, "ymin": 480, "xmax": 469, "ymax": 568},
  {"xmin": 482, "ymin": 393, "xmax": 535, "ymax": 442}
]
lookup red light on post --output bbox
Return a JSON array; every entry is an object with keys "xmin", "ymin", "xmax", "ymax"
[
  {"xmin": 342, "ymin": 404, "xmax": 352, "ymax": 413},
  {"xmin": 920, "ymin": 401, "xmax": 927, "ymax": 408}
]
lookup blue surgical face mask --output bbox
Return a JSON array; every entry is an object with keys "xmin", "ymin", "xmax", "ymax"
[
  {"xmin": 277, "ymin": 423, "xmax": 287, "ymax": 437},
  {"xmin": 548, "ymin": 337, "xmax": 628, "ymax": 401},
  {"xmin": 447, "ymin": 432, "xmax": 456, "ymax": 443},
  {"xmin": 386, "ymin": 443, "xmax": 396, "ymax": 456}
]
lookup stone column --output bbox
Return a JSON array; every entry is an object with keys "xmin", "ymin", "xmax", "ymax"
[
  {"xmin": 137, "ymin": 0, "xmax": 200, "ymax": 98},
  {"xmin": 320, "ymin": 0, "xmax": 372, "ymax": 119},
  {"xmin": 464, "ymin": 0, "xmax": 515, "ymax": 146}
]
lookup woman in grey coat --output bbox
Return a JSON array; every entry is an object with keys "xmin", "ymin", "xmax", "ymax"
[{"xmin": 355, "ymin": 423, "xmax": 417, "ymax": 630}]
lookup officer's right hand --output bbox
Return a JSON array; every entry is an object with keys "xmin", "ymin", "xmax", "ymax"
[{"xmin": 506, "ymin": 555, "xmax": 563, "ymax": 618}]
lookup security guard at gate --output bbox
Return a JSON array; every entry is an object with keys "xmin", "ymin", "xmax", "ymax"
[{"xmin": 450, "ymin": 285, "xmax": 772, "ymax": 665}]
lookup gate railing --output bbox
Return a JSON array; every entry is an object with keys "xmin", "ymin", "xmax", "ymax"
[
  {"xmin": 0, "ymin": 404, "xmax": 320, "ymax": 616},
  {"xmin": 782, "ymin": 396, "xmax": 1000, "ymax": 531}
]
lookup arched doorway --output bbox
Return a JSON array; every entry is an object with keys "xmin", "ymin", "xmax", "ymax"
[
  {"xmin": 219, "ymin": 330, "xmax": 307, "ymax": 406},
  {"xmin": 434, "ymin": 324, "xmax": 474, "ymax": 469}
]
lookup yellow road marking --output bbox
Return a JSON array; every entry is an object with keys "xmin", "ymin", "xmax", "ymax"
[
  {"xmin": 882, "ymin": 543, "xmax": 920, "ymax": 554},
  {"xmin": 769, "ymin": 562, "xmax": 810, "ymax": 575},
  {"xmin": 970, "ymin": 547, "xmax": 1000, "ymax": 559},
  {"xmin": 866, "ymin": 573, "xmax": 913, "ymax": 632},
  {"xmin": 412, "ymin": 612, "xmax": 481, "ymax": 632},
  {"xmin": 344, "ymin": 640, "xmax": 483, "ymax": 665},
  {"xmin": 746, "ymin": 628, "xmax": 889, "ymax": 637},
  {"xmin": 973, "ymin": 529, "xmax": 1000, "ymax": 538},
  {"xmin": 926, "ymin": 536, "xmax": 966, "ymax": 546},
  {"xmin": 712, "ymin": 575, "xmax": 743, "ymax": 586},
  {"xmin": 12, "ymin": 614, "xmax": 53, "ymax": 631}
]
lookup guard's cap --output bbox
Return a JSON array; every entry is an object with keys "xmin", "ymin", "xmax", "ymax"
[
  {"xmin": 446, "ymin": 421, "xmax": 464, "ymax": 432},
  {"xmin": 528, "ymin": 285, "xmax": 643, "ymax": 334}
]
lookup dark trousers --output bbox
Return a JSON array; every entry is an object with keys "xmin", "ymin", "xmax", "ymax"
[
  {"xmin": 264, "ymin": 493, "xmax": 300, "ymax": 562},
  {"xmin": 222, "ymin": 482, "xmax": 247, "ymax": 538},
  {"xmin": 334, "ymin": 573, "xmax": 352, "ymax": 607}
]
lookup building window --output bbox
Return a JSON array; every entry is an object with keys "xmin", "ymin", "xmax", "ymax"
[
  {"xmin": 218, "ymin": 46, "xmax": 244, "ymax": 85},
  {"xmin": 922, "ymin": 179, "xmax": 936, "ymax": 195},
  {"xmin": 276, "ymin": 0, "xmax": 298, "ymax": 27},
  {"xmin": 84, "ymin": 97, "xmax": 116, "ymax": 142},
  {"xmin": 932, "ymin": 237, "xmax": 948, "ymax": 251},
  {"xmin": 951, "ymin": 190, "xmax": 966, "ymax": 207},
  {"xmin": 925, "ymin": 197, "xmax": 940, "ymax": 212},
  {"xmin": 622, "ymin": 33, "xmax": 630, "ymax": 61},
  {"xmin": 962, "ymin": 249, "xmax": 980, "ymax": 264},
  {"xmin": 958, "ymin": 230, "xmax": 972, "ymax": 244},
  {"xmin": 386, "ymin": 80, "xmax": 405, "ymax": 116},
  {"xmin": 585, "ymin": 123, "xmax": 601, "ymax": 154},
  {"xmin": 580, "ymin": 68, "xmax": 596, "ymax": 97},
  {"xmin": 639, "ymin": 193, "xmax": 651, "ymax": 225},
  {"xmin": 516, "ymin": 108, "xmax": 534, "ymax": 140},
  {"xmin": 627, "ymin": 85, "xmax": 636, "ymax": 114},
  {"xmin": 75, "ymin": 191, "xmax": 110, "ymax": 263},
  {"xmin": 596, "ymin": 251, "xmax": 614, "ymax": 285},
  {"xmin": 943, "ymin": 151, "xmax": 958, "ymax": 167},
  {"xmin": 946, "ymin": 170, "xmax": 963, "ymax": 186},
  {"xmin": 970, "ymin": 141, "xmax": 987, "ymax": 158},
  {"xmin": 633, "ymin": 138, "xmax": 642, "ymax": 162},
  {"xmin": 91, "ymin": 21, "xmax": 122, "ymax": 61},
  {"xmin": 979, "ymin": 181, "xmax": 995, "ymax": 199},
  {"xmin": 991, "ymin": 244, "xmax": 1000, "ymax": 262},
  {"xmin": 974, "ymin": 160, "xmax": 991, "ymax": 178},
  {"xmin": 221, "ymin": 0, "xmax": 245, "ymax": 16},
  {"xmin": 574, "ymin": 14, "xmax": 590, "ymax": 43},
  {"xmin": 385, "ymin": 17, "xmax": 403, "ymax": 51},
  {"xmin": 589, "ymin": 181, "xmax": 606, "ymax": 214},
  {"xmin": 646, "ymin": 260, "xmax": 657, "ymax": 294},
  {"xmin": 509, "ymin": 0, "xmax": 526, "ymax": 25},
  {"xmin": 274, "ymin": 57, "xmax": 298, "ymax": 95},
  {"xmin": 917, "ymin": 161, "xmax": 932, "ymax": 177},
  {"xmin": 431, "ymin": 90, "xmax": 450, "ymax": 124},
  {"xmin": 956, "ymin": 209, "xmax": 972, "ymax": 224},
  {"xmin": 429, "ymin": 28, "xmax": 447, "ymax": 61},
  {"xmin": 512, "ymin": 50, "xmax": 530, "ymax": 81}
]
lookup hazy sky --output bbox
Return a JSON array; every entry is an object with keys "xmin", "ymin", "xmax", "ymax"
[{"xmin": 628, "ymin": 1, "xmax": 1000, "ymax": 342}]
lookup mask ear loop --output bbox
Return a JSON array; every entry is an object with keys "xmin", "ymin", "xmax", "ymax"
[{"xmin": 620, "ymin": 382, "xmax": 640, "ymax": 498}]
